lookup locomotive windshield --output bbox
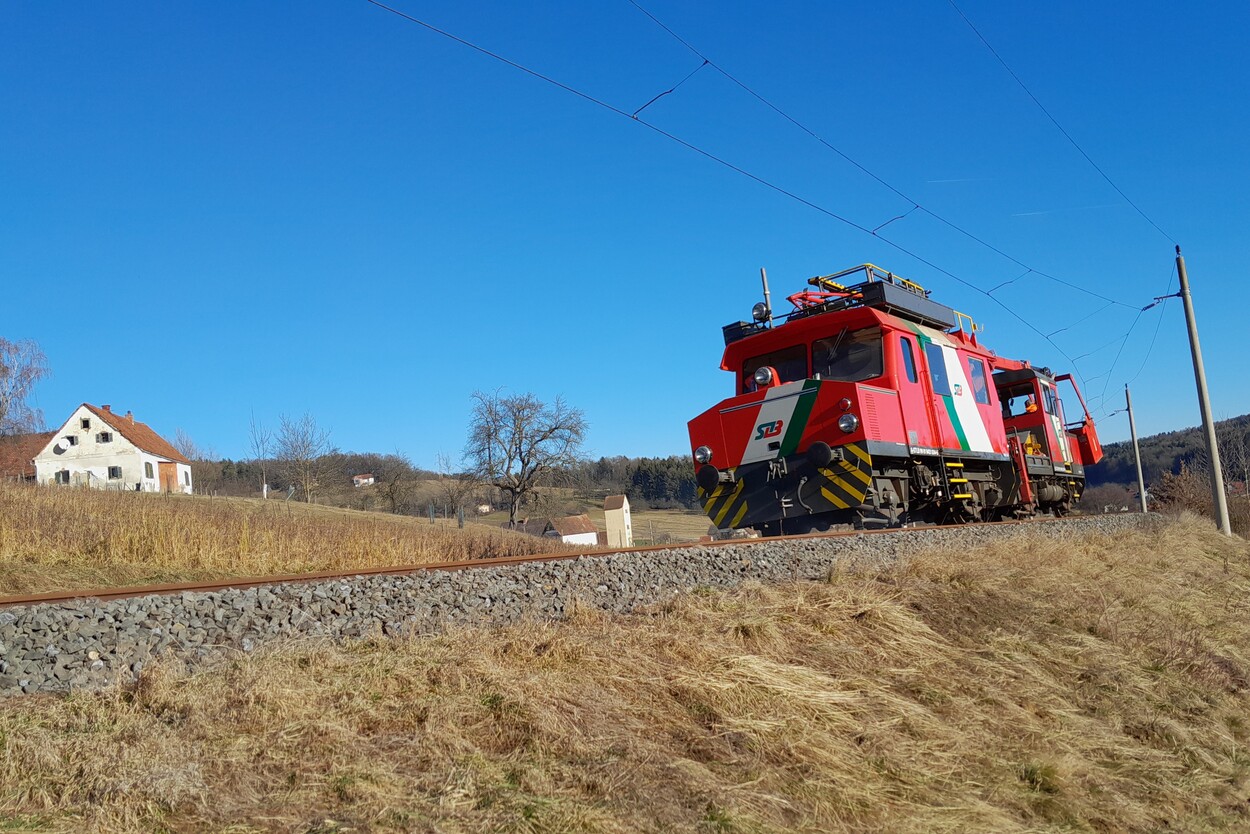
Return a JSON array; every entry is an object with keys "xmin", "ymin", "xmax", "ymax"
[
  {"xmin": 813, "ymin": 327, "xmax": 883, "ymax": 382},
  {"xmin": 742, "ymin": 345, "xmax": 807, "ymax": 393}
]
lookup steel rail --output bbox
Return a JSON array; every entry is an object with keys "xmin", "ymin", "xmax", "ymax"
[{"xmin": 0, "ymin": 515, "xmax": 1069, "ymax": 609}]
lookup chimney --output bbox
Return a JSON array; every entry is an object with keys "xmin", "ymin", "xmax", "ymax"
[
  {"xmin": 102, "ymin": 404, "xmax": 111, "ymax": 413},
  {"xmin": 125, "ymin": 411, "xmax": 134, "ymax": 424}
]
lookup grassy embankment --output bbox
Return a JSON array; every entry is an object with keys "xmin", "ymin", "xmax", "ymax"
[
  {"xmin": 0, "ymin": 481, "xmax": 566, "ymax": 597},
  {"xmin": 1, "ymin": 513, "xmax": 1249, "ymax": 831}
]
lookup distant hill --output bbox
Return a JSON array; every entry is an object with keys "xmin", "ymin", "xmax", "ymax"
[{"xmin": 1087, "ymin": 413, "xmax": 1250, "ymax": 487}]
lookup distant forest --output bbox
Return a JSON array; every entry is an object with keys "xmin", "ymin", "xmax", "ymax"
[
  {"xmin": 190, "ymin": 452, "xmax": 702, "ymax": 515},
  {"xmin": 188, "ymin": 414, "xmax": 1250, "ymax": 518},
  {"xmin": 1087, "ymin": 413, "xmax": 1250, "ymax": 487}
]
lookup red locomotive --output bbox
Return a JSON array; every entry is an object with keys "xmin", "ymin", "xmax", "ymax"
[{"xmin": 687, "ymin": 264, "xmax": 1103, "ymax": 535}]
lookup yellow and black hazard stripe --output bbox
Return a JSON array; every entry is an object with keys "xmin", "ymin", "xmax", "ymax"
[
  {"xmin": 816, "ymin": 442, "xmax": 873, "ymax": 509},
  {"xmin": 698, "ymin": 470, "xmax": 749, "ymax": 529}
]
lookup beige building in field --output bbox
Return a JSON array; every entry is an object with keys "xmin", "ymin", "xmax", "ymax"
[
  {"xmin": 604, "ymin": 494, "xmax": 632, "ymax": 548},
  {"xmin": 33, "ymin": 403, "xmax": 192, "ymax": 494}
]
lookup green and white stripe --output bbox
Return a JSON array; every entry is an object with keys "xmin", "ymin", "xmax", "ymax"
[
  {"xmin": 912, "ymin": 325, "xmax": 995, "ymax": 454},
  {"xmin": 739, "ymin": 380, "xmax": 819, "ymax": 464}
]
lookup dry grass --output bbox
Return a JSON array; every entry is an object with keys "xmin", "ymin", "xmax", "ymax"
[
  {"xmin": 2, "ymin": 513, "xmax": 1249, "ymax": 831},
  {"xmin": 0, "ymin": 481, "xmax": 565, "ymax": 597}
]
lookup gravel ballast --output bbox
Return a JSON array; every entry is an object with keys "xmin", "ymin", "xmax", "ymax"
[{"xmin": 0, "ymin": 514, "xmax": 1155, "ymax": 695}]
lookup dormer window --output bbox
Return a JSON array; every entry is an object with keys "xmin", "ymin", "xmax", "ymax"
[
  {"xmin": 65, "ymin": 436, "xmax": 78, "ymax": 446},
  {"xmin": 97, "ymin": 432, "xmax": 113, "ymax": 443},
  {"xmin": 81, "ymin": 418, "xmax": 91, "ymax": 430}
]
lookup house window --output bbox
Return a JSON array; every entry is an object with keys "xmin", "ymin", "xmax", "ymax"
[
  {"xmin": 183, "ymin": 471, "xmax": 191, "ymax": 486},
  {"xmin": 65, "ymin": 435, "xmax": 78, "ymax": 446},
  {"xmin": 144, "ymin": 462, "xmax": 154, "ymax": 479},
  {"xmin": 108, "ymin": 466, "xmax": 122, "ymax": 480},
  {"xmin": 55, "ymin": 470, "xmax": 70, "ymax": 485},
  {"xmin": 97, "ymin": 432, "xmax": 113, "ymax": 443},
  {"xmin": 81, "ymin": 418, "xmax": 91, "ymax": 430}
]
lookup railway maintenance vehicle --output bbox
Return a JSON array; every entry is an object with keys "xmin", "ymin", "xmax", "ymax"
[{"xmin": 688, "ymin": 264, "xmax": 1103, "ymax": 535}]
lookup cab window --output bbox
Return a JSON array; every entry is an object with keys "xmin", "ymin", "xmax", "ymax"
[
  {"xmin": 742, "ymin": 345, "xmax": 807, "ymax": 393},
  {"xmin": 999, "ymin": 382, "xmax": 1038, "ymax": 418},
  {"xmin": 925, "ymin": 343, "xmax": 951, "ymax": 396},
  {"xmin": 1043, "ymin": 384, "xmax": 1058, "ymax": 416},
  {"xmin": 900, "ymin": 336, "xmax": 918, "ymax": 384},
  {"xmin": 812, "ymin": 327, "xmax": 883, "ymax": 383},
  {"xmin": 967, "ymin": 357, "xmax": 990, "ymax": 405}
]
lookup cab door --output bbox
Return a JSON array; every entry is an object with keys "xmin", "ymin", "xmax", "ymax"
[
  {"xmin": 1040, "ymin": 381, "xmax": 1074, "ymax": 469},
  {"xmin": 894, "ymin": 332, "xmax": 938, "ymax": 452},
  {"xmin": 922, "ymin": 340, "xmax": 995, "ymax": 455}
]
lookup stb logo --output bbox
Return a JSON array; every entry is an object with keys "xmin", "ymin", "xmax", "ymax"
[{"xmin": 755, "ymin": 419, "xmax": 784, "ymax": 440}]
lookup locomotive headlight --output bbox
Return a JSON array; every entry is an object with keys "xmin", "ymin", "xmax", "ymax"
[
  {"xmin": 694, "ymin": 445, "xmax": 714, "ymax": 464},
  {"xmin": 838, "ymin": 413, "xmax": 860, "ymax": 433},
  {"xmin": 752, "ymin": 302, "xmax": 770, "ymax": 322},
  {"xmin": 753, "ymin": 367, "xmax": 774, "ymax": 387}
]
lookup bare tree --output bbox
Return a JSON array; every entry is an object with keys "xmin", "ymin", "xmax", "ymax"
[
  {"xmin": 249, "ymin": 412, "xmax": 273, "ymax": 496},
  {"xmin": 0, "ymin": 338, "xmax": 50, "ymax": 436},
  {"xmin": 435, "ymin": 451, "xmax": 478, "ymax": 517},
  {"xmin": 173, "ymin": 428, "xmax": 202, "ymax": 461},
  {"xmin": 275, "ymin": 412, "xmax": 336, "ymax": 502},
  {"xmin": 172, "ymin": 428, "xmax": 221, "ymax": 494},
  {"xmin": 464, "ymin": 390, "xmax": 586, "ymax": 526},
  {"xmin": 1191, "ymin": 420, "xmax": 1250, "ymax": 500},
  {"xmin": 367, "ymin": 451, "xmax": 416, "ymax": 514},
  {"xmin": 1216, "ymin": 422, "xmax": 1249, "ymax": 496}
]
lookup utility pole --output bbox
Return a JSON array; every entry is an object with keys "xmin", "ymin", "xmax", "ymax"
[
  {"xmin": 1125, "ymin": 385, "xmax": 1148, "ymax": 513},
  {"xmin": 1175, "ymin": 246, "xmax": 1232, "ymax": 535}
]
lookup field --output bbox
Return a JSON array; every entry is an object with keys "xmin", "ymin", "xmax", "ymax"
[
  {"xmin": 1, "ymin": 513, "xmax": 1248, "ymax": 831},
  {"xmin": 0, "ymin": 481, "xmax": 566, "ymax": 597},
  {"xmin": 467, "ymin": 502, "xmax": 713, "ymax": 545}
]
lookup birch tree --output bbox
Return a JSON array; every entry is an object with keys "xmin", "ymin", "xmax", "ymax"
[{"xmin": 0, "ymin": 338, "xmax": 49, "ymax": 435}]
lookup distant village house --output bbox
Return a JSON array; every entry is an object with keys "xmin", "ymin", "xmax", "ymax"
[
  {"xmin": 603, "ymin": 494, "xmax": 633, "ymax": 548},
  {"xmin": 543, "ymin": 514, "xmax": 600, "ymax": 546},
  {"xmin": 30, "ymin": 403, "xmax": 192, "ymax": 493},
  {"xmin": 352, "ymin": 473, "xmax": 375, "ymax": 488},
  {"xmin": 504, "ymin": 513, "xmax": 601, "ymax": 546},
  {"xmin": 0, "ymin": 431, "xmax": 54, "ymax": 482}
]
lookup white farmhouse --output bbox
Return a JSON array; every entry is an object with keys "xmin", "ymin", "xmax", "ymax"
[{"xmin": 34, "ymin": 404, "xmax": 192, "ymax": 493}]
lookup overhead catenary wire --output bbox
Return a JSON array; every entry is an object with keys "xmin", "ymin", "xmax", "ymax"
[
  {"xmin": 624, "ymin": 0, "xmax": 1172, "ymax": 411},
  {"xmin": 945, "ymin": 0, "xmax": 1176, "ymax": 245},
  {"xmin": 631, "ymin": 59, "xmax": 708, "ymax": 118},
  {"xmin": 624, "ymin": 0, "xmax": 1137, "ymax": 311},
  {"xmin": 363, "ymin": 0, "xmax": 1132, "ymax": 396}
]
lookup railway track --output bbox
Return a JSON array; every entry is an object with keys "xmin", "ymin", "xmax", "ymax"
[
  {"xmin": 1, "ymin": 513, "xmax": 1153, "ymax": 694},
  {"xmin": 0, "ymin": 515, "xmax": 1077, "ymax": 609}
]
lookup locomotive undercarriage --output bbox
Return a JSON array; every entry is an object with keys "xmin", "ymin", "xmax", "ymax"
[{"xmin": 698, "ymin": 446, "xmax": 1082, "ymax": 538}]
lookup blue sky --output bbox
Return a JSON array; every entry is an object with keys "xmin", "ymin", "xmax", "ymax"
[{"xmin": 3, "ymin": 1, "xmax": 1247, "ymax": 468}]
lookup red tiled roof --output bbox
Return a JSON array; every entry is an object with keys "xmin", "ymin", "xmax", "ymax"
[
  {"xmin": 548, "ymin": 514, "xmax": 599, "ymax": 537},
  {"xmin": 82, "ymin": 404, "xmax": 189, "ymax": 464},
  {"xmin": 0, "ymin": 432, "xmax": 55, "ymax": 478}
]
